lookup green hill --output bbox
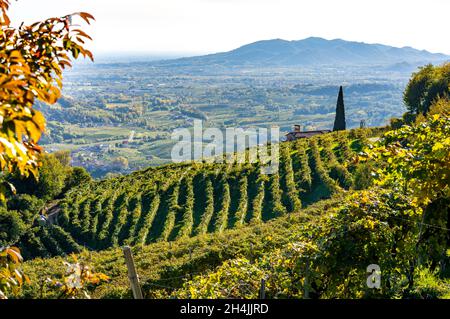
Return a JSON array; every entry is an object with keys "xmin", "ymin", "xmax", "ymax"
[
  {"xmin": 20, "ymin": 195, "xmax": 344, "ymax": 299},
  {"xmin": 18, "ymin": 112, "xmax": 450, "ymax": 299},
  {"xmin": 18, "ymin": 128, "xmax": 383, "ymax": 259}
]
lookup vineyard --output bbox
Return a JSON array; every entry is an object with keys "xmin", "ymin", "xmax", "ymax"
[
  {"xmin": 20, "ymin": 195, "xmax": 345, "ymax": 299},
  {"xmin": 2, "ymin": 0, "xmax": 449, "ymax": 301},
  {"xmin": 18, "ymin": 129, "xmax": 382, "ymax": 259},
  {"xmin": 18, "ymin": 113, "xmax": 450, "ymax": 299}
]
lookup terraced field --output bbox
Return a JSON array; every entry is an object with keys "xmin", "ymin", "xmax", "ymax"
[{"xmin": 19, "ymin": 129, "xmax": 377, "ymax": 258}]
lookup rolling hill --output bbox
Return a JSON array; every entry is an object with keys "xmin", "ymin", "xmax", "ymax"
[
  {"xmin": 18, "ymin": 113, "xmax": 450, "ymax": 299},
  {"xmin": 18, "ymin": 128, "xmax": 384, "ymax": 259},
  {"xmin": 156, "ymin": 37, "xmax": 449, "ymax": 68}
]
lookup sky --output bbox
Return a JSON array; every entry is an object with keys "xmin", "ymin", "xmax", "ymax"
[{"xmin": 9, "ymin": 0, "xmax": 450, "ymax": 57}]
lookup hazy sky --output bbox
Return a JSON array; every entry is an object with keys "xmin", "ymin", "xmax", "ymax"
[{"xmin": 9, "ymin": 0, "xmax": 450, "ymax": 56}]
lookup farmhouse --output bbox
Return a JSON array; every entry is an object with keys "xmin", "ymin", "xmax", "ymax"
[
  {"xmin": 285, "ymin": 86, "xmax": 346, "ymax": 141},
  {"xmin": 285, "ymin": 126, "xmax": 331, "ymax": 141}
]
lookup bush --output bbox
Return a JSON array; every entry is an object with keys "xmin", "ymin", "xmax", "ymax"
[
  {"xmin": 390, "ymin": 117, "xmax": 404, "ymax": 129},
  {"xmin": 0, "ymin": 208, "xmax": 26, "ymax": 246},
  {"xmin": 404, "ymin": 62, "xmax": 450, "ymax": 115},
  {"xmin": 352, "ymin": 162, "xmax": 375, "ymax": 190},
  {"xmin": 64, "ymin": 167, "xmax": 92, "ymax": 192},
  {"xmin": 10, "ymin": 153, "xmax": 70, "ymax": 200},
  {"xmin": 6, "ymin": 194, "xmax": 45, "ymax": 224},
  {"xmin": 407, "ymin": 268, "xmax": 450, "ymax": 299}
]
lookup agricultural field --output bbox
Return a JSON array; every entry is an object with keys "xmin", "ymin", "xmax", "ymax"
[
  {"xmin": 20, "ymin": 195, "xmax": 344, "ymax": 299},
  {"xmin": 2, "ymin": 0, "xmax": 450, "ymax": 305},
  {"xmin": 36, "ymin": 61, "xmax": 408, "ymax": 177},
  {"xmin": 18, "ymin": 113, "xmax": 450, "ymax": 300},
  {"xmin": 17, "ymin": 128, "xmax": 383, "ymax": 259}
]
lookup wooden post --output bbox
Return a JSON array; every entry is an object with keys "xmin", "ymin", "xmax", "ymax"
[
  {"xmin": 122, "ymin": 246, "xmax": 144, "ymax": 299},
  {"xmin": 259, "ymin": 278, "xmax": 265, "ymax": 299}
]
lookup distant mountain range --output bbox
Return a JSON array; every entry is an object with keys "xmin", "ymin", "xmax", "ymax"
[{"xmin": 156, "ymin": 37, "xmax": 449, "ymax": 68}]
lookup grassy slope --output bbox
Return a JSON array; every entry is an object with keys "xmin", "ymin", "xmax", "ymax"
[
  {"xmin": 20, "ymin": 127, "xmax": 388, "ymax": 297},
  {"xmin": 25, "ymin": 129, "xmax": 378, "ymax": 257},
  {"xmin": 21, "ymin": 195, "xmax": 344, "ymax": 298}
]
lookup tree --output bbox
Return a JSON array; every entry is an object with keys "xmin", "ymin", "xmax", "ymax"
[
  {"xmin": 333, "ymin": 86, "xmax": 346, "ymax": 131},
  {"xmin": 64, "ymin": 166, "xmax": 92, "ymax": 192},
  {"xmin": 0, "ymin": 0, "xmax": 94, "ymax": 201},
  {"xmin": 34, "ymin": 154, "xmax": 70, "ymax": 199},
  {"xmin": 0, "ymin": 207, "xmax": 25, "ymax": 246},
  {"xmin": 404, "ymin": 63, "xmax": 450, "ymax": 115},
  {"xmin": 0, "ymin": 0, "xmax": 94, "ymax": 299},
  {"xmin": 370, "ymin": 112, "xmax": 450, "ymax": 208},
  {"xmin": 9, "ymin": 153, "xmax": 71, "ymax": 200},
  {"xmin": 0, "ymin": 247, "xmax": 28, "ymax": 299},
  {"xmin": 6, "ymin": 193, "xmax": 45, "ymax": 224},
  {"xmin": 54, "ymin": 150, "xmax": 72, "ymax": 167}
]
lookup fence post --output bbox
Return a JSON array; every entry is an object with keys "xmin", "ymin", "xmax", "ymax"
[
  {"xmin": 259, "ymin": 278, "xmax": 265, "ymax": 299},
  {"xmin": 122, "ymin": 245, "xmax": 144, "ymax": 299}
]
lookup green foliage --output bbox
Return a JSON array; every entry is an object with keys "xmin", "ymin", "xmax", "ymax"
[
  {"xmin": 6, "ymin": 194, "xmax": 45, "ymax": 224},
  {"xmin": 280, "ymin": 144, "xmax": 301, "ymax": 212},
  {"xmin": 309, "ymin": 189, "xmax": 419, "ymax": 298},
  {"xmin": 407, "ymin": 267, "xmax": 450, "ymax": 299},
  {"xmin": 352, "ymin": 162, "xmax": 375, "ymax": 190},
  {"xmin": 428, "ymin": 98, "xmax": 450, "ymax": 117},
  {"xmin": 233, "ymin": 175, "xmax": 248, "ymax": 227},
  {"xmin": 137, "ymin": 192, "xmax": 160, "ymax": 245},
  {"xmin": 368, "ymin": 113, "xmax": 450, "ymax": 207},
  {"xmin": 10, "ymin": 152, "xmax": 70, "ymax": 200},
  {"xmin": 0, "ymin": 207, "xmax": 26, "ymax": 246},
  {"xmin": 176, "ymin": 176, "xmax": 195, "ymax": 239},
  {"xmin": 295, "ymin": 141, "xmax": 312, "ymax": 191},
  {"xmin": 0, "ymin": 247, "xmax": 29, "ymax": 299},
  {"xmin": 175, "ymin": 258, "xmax": 264, "ymax": 298},
  {"xmin": 390, "ymin": 117, "xmax": 404, "ymax": 129},
  {"xmin": 196, "ymin": 178, "xmax": 214, "ymax": 235},
  {"xmin": 158, "ymin": 115, "xmax": 450, "ymax": 300},
  {"xmin": 213, "ymin": 177, "xmax": 230, "ymax": 232},
  {"xmin": 250, "ymin": 179, "xmax": 265, "ymax": 223},
  {"xmin": 64, "ymin": 166, "xmax": 92, "ymax": 192},
  {"xmin": 268, "ymin": 172, "xmax": 287, "ymax": 217},
  {"xmin": 404, "ymin": 63, "xmax": 450, "ymax": 115},
  {"xmin": 320, "ymin": 137, "xmax": 352, "ymax": 189},
  {"xmin": 333, "ymin": 86, "xmax": 346, "ymax": 131},
  {"xmin": 172, "ymin": 189, "xmax": 421, "ymax": 299},
  {"xmin": 160, "ymin": 183, "xmax": 180, "ymax": 241},
  {"xmin": 21, "ymin": 197, "xmax": 341, "ymax": 299},
  {"xmin": 309, "ymin": 139, "xmax": 340, "ymax": 195}
]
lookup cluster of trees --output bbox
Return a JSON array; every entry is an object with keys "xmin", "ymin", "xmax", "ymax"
[
  {"xmin": 404, "ymin": 63, "xmax": 449, "ymax": 115},
  {"xmin": 391, "ymin": 62, "xmax": 450, "ymax": 129},
  {"xmin": 0, "ymin": 0, "xmax": 105, "ymax": 299},
  {"xmin": 1, "ymin": 151, "xmax": 91, "ymax": 257}
]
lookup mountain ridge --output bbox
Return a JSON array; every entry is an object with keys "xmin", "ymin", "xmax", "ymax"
[{"xmin": 154, "ymin": 36, "xmax": 449, "ymax": 68}]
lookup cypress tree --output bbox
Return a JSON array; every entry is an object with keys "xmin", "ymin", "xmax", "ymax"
[{"xmin": 333, "ymin": 86, "xmax": 346, "ymax": 131}]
